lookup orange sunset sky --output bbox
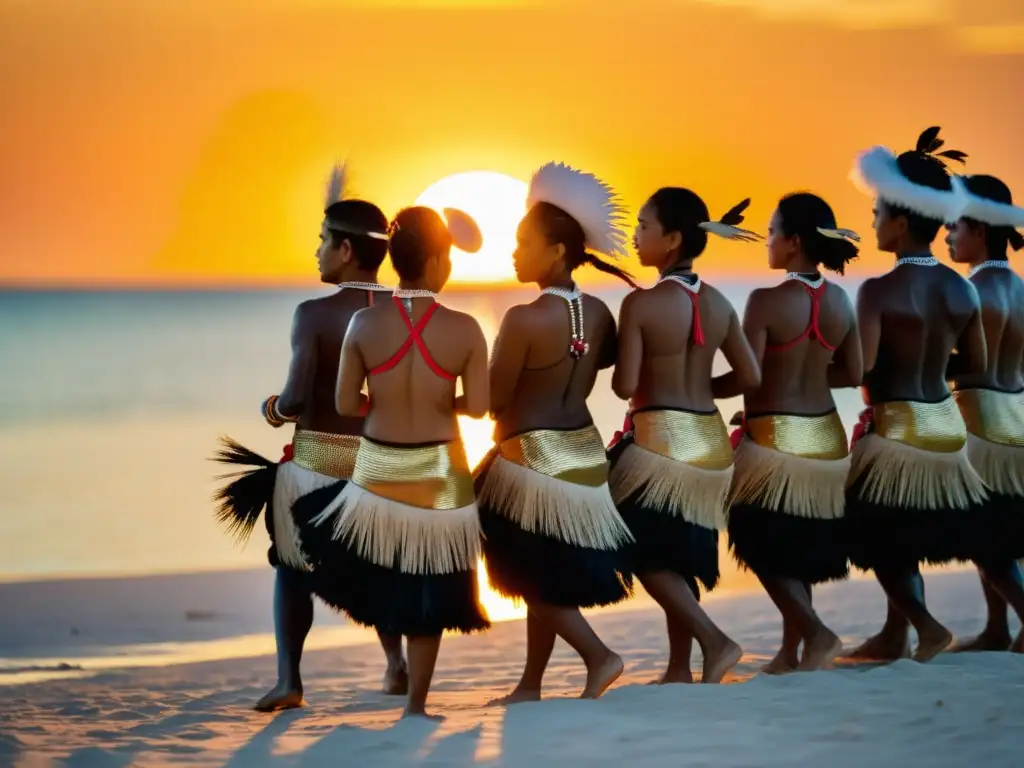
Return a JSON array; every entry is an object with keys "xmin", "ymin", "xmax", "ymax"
[{"xmin": 1, "ymin": 0, "xmax": 1022, "ymax": 287}]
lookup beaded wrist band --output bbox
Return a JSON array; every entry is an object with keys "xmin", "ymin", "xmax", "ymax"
[{"xmin": 262, "ymin": 395, "xmax": 298, "ymax": 428}]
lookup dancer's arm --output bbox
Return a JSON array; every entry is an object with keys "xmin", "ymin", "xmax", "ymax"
[
  {"xmin": 488, "ymin": 307, "xmax": 529, "ymax": 418},
  {"xmin": 712, "ymin": 294, "xmax": 763, "ymax": 399},
  {"xmin": 827, "ymin": 288, "xmax": 864, "ymax": 389},
  {"xmin": 335, "ymin": 312, "xmax": 369, "ymax": 417},
  {"xmin": 612, "ymin": 291, "xmax": 642, "ymax": 400},
  {"xmin": 456, "ymin": 318, "xmax": 490, "ymax": 419}
]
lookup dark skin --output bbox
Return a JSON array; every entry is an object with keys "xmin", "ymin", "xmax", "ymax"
[
  {"xmin": 723, "ymin": 207, "xmax": 863, "ymax": 675},
  {"xmin": 254, "ymin": 219, "xmax": 406, "ymax": 713},
  {"xmin": 610, "ymin": 200, "xmax": 758, "ymax": 684},
  {"xmin": 336, "ymin": 246, "xmax": 489, "ymax": 719},
  {"xmin": 945, "ymin": 218, "xmax": 1024, "ymax": 654},
  {"xmin": 846, "ymin": 201, "xmax": 987, "ymax": 664},
  {"xmin": 486, "ymin": 214, "xmax": 626, "ymax": 705}
]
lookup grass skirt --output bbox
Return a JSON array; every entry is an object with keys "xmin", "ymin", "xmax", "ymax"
[
  {"xmin": 607, "ymin": 435, "xmax": 719, "ymax": 595},
  {"xmin": 292, "ymin": 480, "xmax": 489, "ymax": 636},
  {"xmin": 476, "ymin": 448, "xmax": 633, "ymax": 608}
]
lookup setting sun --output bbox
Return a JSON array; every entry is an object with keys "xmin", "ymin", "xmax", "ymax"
[
  {"xmin": 457, "ymin": 414, "xmax": 528, "ymax": 623},
  {"xmin": 416, "ymin": 171, "xmax": 528, "ymax": 285}
]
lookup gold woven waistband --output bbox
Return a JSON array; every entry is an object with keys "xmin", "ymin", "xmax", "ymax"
[
  {"xmin": 351, "ymin": 438, "xmax": 475, "ymax": 510},
  {"xmin": 871, "ymin": 397, "xmax": 967, "ymax": 453},
  {"xmin": 497, "ymin": 426, "xmax": 609, "ymax": 487},
  {"xmin": 954, "ymin": 388, "xmax": 1024, "ymax": 448},
  {"xmin": 291, "ymin": 430, "xmax": 361, "ymax": 479},
  {"xmin": 632, "ymin": 409, "xmax": 733, "ymax": 470},
  {"xmin": 745, "ymin": 411, "xmax": 849, "ymax": 460}
]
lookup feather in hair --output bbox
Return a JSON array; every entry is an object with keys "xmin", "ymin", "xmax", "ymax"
[
  {"xmin": 526, "ymin": 162, "xmax": 629, "ymax": 258},
  {"xmin": 916, "ymin": 127, "xmax": 941, "ymax": 154},
  {"xmin": 323, "ymin": 162, "xmax": 348, "ymax": 209},
  {"xmin": 443, "ymin": 207, "xmax": 484, "ymax": 253}
]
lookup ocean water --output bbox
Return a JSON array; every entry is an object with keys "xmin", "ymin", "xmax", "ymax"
[{"xmin": 0, "ymin": 281, "xmax": 882, "ymax": 681}]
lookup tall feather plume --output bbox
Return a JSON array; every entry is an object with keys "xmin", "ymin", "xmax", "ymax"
[
  {"xmin": 526, "ymin": 162, "xmax": 629, "ymax": 258},
  {"xmin": 323, "ymin": 162, "xmax": 348, "ymax": 209}
]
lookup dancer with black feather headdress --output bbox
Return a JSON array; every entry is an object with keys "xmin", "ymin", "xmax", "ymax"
[
  {"xmin": 211, "ymin": 164, "xmax": 405, "ymax": 711},
  {"xmin": 944, "ymin": 170, "xmax": 1024, "ymax": 654},
  {"xmin": 606, "ymin": 188, "xmax": 761, "ymax": 684},
  {"xmin": 723, "ymin": 192, "xmax": 862, "ymax": 674},
  {"xmin": 844, "ymin": 127, "xmax": 989, "ymax": 662}
]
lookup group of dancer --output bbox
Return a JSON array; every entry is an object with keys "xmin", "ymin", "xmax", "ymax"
[{"xmin": 214, "ymin": 126, "xmax": 1024, "ymax": 719}]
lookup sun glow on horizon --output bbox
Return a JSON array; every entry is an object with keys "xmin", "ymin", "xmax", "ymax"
[
  {"xmin": 457, "ymin": 414, "xmax": 528, "ymax": 623},
  {"xmin": 416, "ymin": 171, "xmax": 528, "ymax": 285}
]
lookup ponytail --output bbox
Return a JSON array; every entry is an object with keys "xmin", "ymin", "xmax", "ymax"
[{"xmin": 581, "ymin": 252, "xmax": 637, "ymax": 288}]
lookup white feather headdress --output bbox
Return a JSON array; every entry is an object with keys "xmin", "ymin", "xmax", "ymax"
[
  {"xmin": 950, "ymin": 175, "xmax": 1024, "ymax": 228},
  {"xmin": 850, "ymin": 146, "xmax": 962, "ymax": 222},
  {"xmin": 526, "ymin": 162, "xmax": 629, "ymax": 258}
]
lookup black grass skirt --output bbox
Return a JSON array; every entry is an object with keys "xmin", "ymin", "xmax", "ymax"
[
  {"xmin": 476, "ymin": 450, "xmax": 633, "ymax": 609},
  {"xmin": 606, "ymin": 436, "xmax": 718, "ymax": 598},
  {"xmin": 968, "ymin": 492, "xmax": 1024, "ymax": 566},
  {"xmin": 291, "ymin": 483, "xmax": 490, "ymax": 636},
  {"xmin": 845, "ymin": 474, "xmax": 976, "ymax": 571},
  {"xmin": 728, "ymin": 502, "xmax": 848, "ymax": 585}
]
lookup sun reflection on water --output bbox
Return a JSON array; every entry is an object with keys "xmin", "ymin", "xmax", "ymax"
[{"xmin": 458, "ymin": 414, "xmax": 528, "ymax": 623}]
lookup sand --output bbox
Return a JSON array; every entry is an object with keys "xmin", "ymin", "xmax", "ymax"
[{"xmin": 2, "ymin": 570, "xmax": 1022, "ymax": 767}]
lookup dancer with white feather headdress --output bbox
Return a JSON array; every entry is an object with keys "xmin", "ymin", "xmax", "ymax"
[
  {"xmin": 476, "ymin": 162, "xmax": 636, "ymax": 703},
  {"xmin": 607, "ymin": 187, "xmax": 760, "ymax": 683},
  {"xmin": 211, "ymin": 164, "xmax": 406, "ymax": 711},
  {"xmin": 290, "ymin": 203, "xmax": 490, "ymax": 719},
  {"xmin": 944, "ymin": 171, "xmax": 1024, "ymax": 654},
  {"xmin": 844, "ymin": 127, "xmax": 990, "ymax": 663}
]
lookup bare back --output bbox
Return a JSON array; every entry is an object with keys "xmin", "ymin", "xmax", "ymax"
[
  {"xmin": 490, "ymin": 292, "xmax": 616, "ymax": 440},
  {"xmin": 616, "ymin": 280, "xmax": 745, "ymax": 412},
  {"xmin": 339, "ymin": 297, "xmax": 488, "ymax": 443},
  {"xmin": 742, "ymin": 279, "xmax": 860, "ymax": 414},
  {"xmin": 957, "ymin": 269, "xmax": 1024, "ymax": 392},
  {"xmin": 276, "ymin": 289, "xmax": 384, "ymax": 435},
  {"xmin": 859, "ymin": 262, "xmax": 985, "ymax": 403}
]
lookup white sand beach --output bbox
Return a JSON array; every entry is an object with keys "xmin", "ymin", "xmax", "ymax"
[{"xmin": 2, "ymin": 568, "xmax": 1022, "ymax": 767}]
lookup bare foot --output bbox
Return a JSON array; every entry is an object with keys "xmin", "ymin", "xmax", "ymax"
[
  {"xmin": 952, "ymin": 631, "xmax": 1012, "ymax": 653},
  {"xmin": 401, "ymin": 708, "xmax": 444, "ymax": 721},
  {"xmin": 382, "ymin": 663, "xmax": 409, "ymax": 696},
  {"xmin": 581, "ymin": 653, "xmax": 624, "ymax": 699},
  {"xmin": 798, "ymin": 629, "xmax": 843, "ymax": 672},
  {"xmin": 913, "ymin": 627, "xmax": 954, "ymax": 663},
  {"xmin": 486, "ymin": 688, "xmax": 541, "ymax": 706},
  {"xmin": 1011, "ymin": 632, "xmax": 1023, "ymax": 654},
  {"xmin": 254, "ymin": 684, "xmax": 304, "ymax": 713},
  {"xmin": 843, "ymin": 632, "xmax": 911, "ymax": 661},
  {"xmin": 649, "ymin": 667, "xmax": 693, "ymax": 685},
  {"xmin": 760, "ymin": 648, "xmax": 799, "ymax": 676},
  {"xmin": 701, "ymin": 639, "xmax": 742, "ymax": 684}
]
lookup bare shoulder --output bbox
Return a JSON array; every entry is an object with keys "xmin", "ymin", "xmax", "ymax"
[
  {"xmin": 824, "ymin": 279, "xmax": 854, "ymax": 307},
  {"xmin": 442, "ymin": 305, "xmax": 486, "ymax": 337},
  {"xmin": 856, "ymin": 274, "xmax": 886, "ymax": 307},
  {"xmin": 698, "ymin": 281, "xmax": 737, "ymax": 316},
  {"xmin": 581, "ymin": 291, "xmax": 614, "ymax": 320}
]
